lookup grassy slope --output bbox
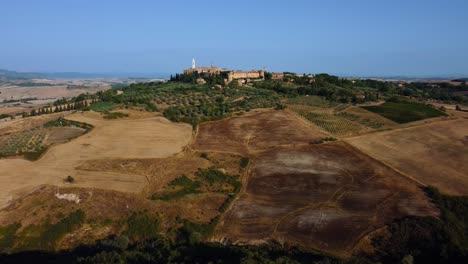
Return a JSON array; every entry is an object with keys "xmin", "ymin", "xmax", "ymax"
[
  {"xmin": 362, "ymin": 102, "xmax": 447, "ymax": 123},
  {"xmin": 89, "ymin": 102, "xmax": 117, "ymax": 112}
]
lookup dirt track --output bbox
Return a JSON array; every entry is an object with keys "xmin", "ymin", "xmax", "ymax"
[{"xmin": 0, "ymin": 111, "xmax": 192, "ymax": 209}]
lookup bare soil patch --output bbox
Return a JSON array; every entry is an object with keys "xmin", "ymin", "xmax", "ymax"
[
  {"xmin": 44, "ymin": 127, "xmax": 87, "ymax": 145},
  {"xmin": 346, "ymin": 119, "xmax": 468, "ymax": 196},
  {"xmin": 214, "ymin": 142, "xmax": 437, "ymax": 256},
  {"xmin": 193, "ymin": 110, "xmax": 327, "ymax": 155}
]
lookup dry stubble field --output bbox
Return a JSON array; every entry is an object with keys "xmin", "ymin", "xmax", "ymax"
[
  {"xmin": 0, "ymin": 84, "xmax": 108, "ymax": 102},
  {"xmin": 0, "ymin": 113, "xmax": 66, "ymax": 135},
  {"xmin": 346, "ymin": 118, "xmax": 468, "ymax": 196},
  {"xmin": 0, "ymin": 111, "xmax": 192, "ymax": 209}
]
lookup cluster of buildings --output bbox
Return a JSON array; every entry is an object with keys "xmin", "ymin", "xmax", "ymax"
[{"xmin": 183, "ymin": 59, "xmax": 284, "ymax": 85}]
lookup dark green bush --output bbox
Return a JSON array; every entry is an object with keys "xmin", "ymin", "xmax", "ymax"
[
  {"xmin": 371, "ymin": 187, "xmax": 468, "ymax": 263},
  {"xmin": 240, "ymin": 157, "xmax": 250, "ymax": 169},
  {"xmin": 150, "ymin": 175, "xmax": 200, "ymax": 201},
  {"xmin": 126, "ymin": 212, "xmax": 159, "ymax": 241}
]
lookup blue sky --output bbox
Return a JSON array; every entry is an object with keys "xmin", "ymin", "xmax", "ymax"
[{"xmin": 1, "ymin": 0, "xmax": 467, "ymax": 76}]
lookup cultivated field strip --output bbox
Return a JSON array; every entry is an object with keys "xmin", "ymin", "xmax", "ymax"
[
  {"xmin": 336, "ymin": 106, "xmax": 397, "ymax": 129},
  {"xmin": 0, "ymin": 128, "xmax": 48, "ymax": 156}
]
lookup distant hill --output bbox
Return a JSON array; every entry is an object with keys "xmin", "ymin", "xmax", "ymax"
[
  {"xmin": 0, "ymin": 69, "xmax": 169, "ymax": 80},
  {"xmin": 451, "ymin": 78, "xmax": 468, "ymax": 82},
  {"xmin": 0, "ymin": 69, "xmax": 45, "ymax": 79},
  {"xmin": 46, "ymin": 72, "xmax": 169, "ymax": 79}
]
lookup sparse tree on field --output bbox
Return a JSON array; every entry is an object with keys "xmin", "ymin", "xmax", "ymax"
[{"xmin": 65, "ymin": 175, "xmax": 74, "ymax": 183}]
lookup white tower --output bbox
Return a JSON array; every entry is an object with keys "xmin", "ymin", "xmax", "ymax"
[{"xmin": 192, "ymin": 58, "xmax": 196, "ymax": 69}]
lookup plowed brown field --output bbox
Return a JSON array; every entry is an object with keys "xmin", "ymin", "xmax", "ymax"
[
  {"xmin": 214, "ymin": 142, "xmax": 438, "ymax": 256},
  {"xmin": 194, "ymin": 110, "xmax": 328, "ymax": 155}
]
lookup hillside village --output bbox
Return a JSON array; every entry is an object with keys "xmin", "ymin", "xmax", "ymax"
[{"xmin": 180, "ymin": 59, "xmax": 311, "ymax": 86}]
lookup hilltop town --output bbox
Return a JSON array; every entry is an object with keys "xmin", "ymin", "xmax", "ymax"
[{"xmin": 172, "ymin": 59, "xmax": 318, "ymax": 88}]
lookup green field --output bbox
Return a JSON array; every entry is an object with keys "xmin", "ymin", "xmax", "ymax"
[
  {"xmin": 103, "ymin": 112, "xmax": 129, "ymax": 119},
  {"xmin": 89, "ymin": 102, "xmax": 117, "ymax": 112},
  {"xmin": 362, "ymin": 102, "xmax": 447, "ymax": 123}
]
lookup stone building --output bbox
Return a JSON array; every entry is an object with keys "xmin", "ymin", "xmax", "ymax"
[
  {"xmin": 271, "ymin": 72, "xmax": 284, "ymax": 80},
  {"xmin": 183, "ymin": 59, "xmax": 266, "ymax": 84},
  {"xmin": 183, "ymin": 58, "xmax": 226, "ymax": 76},
  {"xmin": 184, "ymin": 65, "xmax": 227, "ymax": 76},
  {"xmin": 227, "ymin": 67, "xmax": 266, "ymax": 83}
]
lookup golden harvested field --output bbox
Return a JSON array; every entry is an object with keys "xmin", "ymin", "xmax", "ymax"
[
  {"xmin": 193, "ymin": 109, "xmax": 328, "ymax": 155},
  {"xmin": 346, "ymin": 119, "xmax": 468, "ymax": 196},
  {"xmin": 77, "ymin": 151, "xmax": 245, "ymax": 225},
  {"xmin": 0, "ymin": 106, "xmax": 31, "ymax": 115},
  {"xmin": 0, "ymin": 113, "xmax": 66, "ymax": 135},
  {"xmin": 214, "ymin": 142, "xmax": 438, "ymax": 256},
  {"xmin": 0, "ymin": 150, "xmax": 244, "ymax": 251},
  {"xmin": 0, "ymin": 85, "xmax": 108, "ymax": 101},
  {"xmin": 0, "ymin": 111, "xmax": 192, "ymax": 209},
  {"xmin": 78, "ymin": 151, "xmax": 243, "ymax": 197}
]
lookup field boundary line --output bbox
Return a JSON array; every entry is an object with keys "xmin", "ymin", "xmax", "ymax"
[
  {"xmin": 285, "ymin": 108, "xmax": 332, "ymax": 136},
  {"xmin": 344, "ymin": 143, "xmax": 427, "ymax": 187},
  {"xmin": 344, "ymin": 115, "xmax": 460, "ymax": 140},
  {"xmin": 209, "ymin": 154, "xmax": 253, "ymax": 241}
]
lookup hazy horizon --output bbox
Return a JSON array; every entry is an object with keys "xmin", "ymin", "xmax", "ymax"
[
  {"xmin": 2, "ymin": 68, "xmax": 466, "ymax": 80},
  {"xmin": 1, "ymin": 0, "xmax": 467, "ymax": 77}
]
